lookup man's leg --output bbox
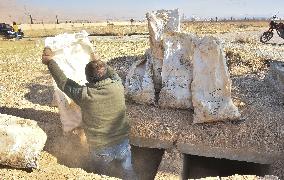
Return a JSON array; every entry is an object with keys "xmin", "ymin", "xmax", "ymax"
[
  {"xmin": 113, "ymin": 139, "xmax": 137, "ymax": 180},
  {"xmin": 91, "ymin": 139, "xmax": 137, "ymax": 179},
  {"xmin": 91, "ymin": 149, "xmax": 115, "ymax": 176}
]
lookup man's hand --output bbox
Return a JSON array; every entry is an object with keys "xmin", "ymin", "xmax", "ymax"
[{"xmin": 42, "ymin": 47, "xmax": 54, "ymax": 65}]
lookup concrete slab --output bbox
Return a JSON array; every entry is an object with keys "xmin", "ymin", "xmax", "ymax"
[
  {"xmin": 176, "ymin": 74, "xmax": 284, "ymax": 164},
  {"xmin": 128, "ymin": 103, "xmax": 192, "ymax": 149},
  {"xmin": 128, "ymin": 74, "xmax": 284, "ymax": 164},
  {"xmin": 177, "ymin": 142, "xmax": 280, "ymax": 164},
  {"xmin": 154, "ymin": 149, "xmax": 184, "ymax": 180}
]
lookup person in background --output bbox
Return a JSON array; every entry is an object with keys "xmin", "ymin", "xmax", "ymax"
[
  {"xmin": 41, "ymin": 47, "xmax": 137, "ymax": 179},
  {"xmin": 12, "ymin": 22, "xmax": 19, "ymax": 39}
]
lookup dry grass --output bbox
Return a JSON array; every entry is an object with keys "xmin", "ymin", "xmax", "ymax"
[
  {"xmin": 21, "ymin": 21, "xmax": 269, "ymax": 38},
  {"xmin": 182, "ymin": 21, "xmax": 267, "ymax": 35}
]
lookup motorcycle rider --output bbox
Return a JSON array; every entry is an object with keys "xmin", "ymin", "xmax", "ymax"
[{"xmin": 12, "ymin": 22, "xmax": 19, "ymax": 39}]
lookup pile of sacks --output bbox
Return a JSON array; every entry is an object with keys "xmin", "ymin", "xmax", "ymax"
[{"xmin": 125, "ymin": 9, "xmax": 240, "ymax": 123}]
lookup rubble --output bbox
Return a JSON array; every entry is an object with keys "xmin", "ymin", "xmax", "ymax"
[{"xmin": 0, "ymin": 113, "xmax": 47, "ymax": 169}]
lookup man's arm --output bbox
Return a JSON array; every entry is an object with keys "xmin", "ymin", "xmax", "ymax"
[
  {"xmin": 42, "ymin": 47, "xmax": 83, "ymax": 105},
  {"xmin": 48, "ymin": 60, "xmax": 84, "ymax": 105}
]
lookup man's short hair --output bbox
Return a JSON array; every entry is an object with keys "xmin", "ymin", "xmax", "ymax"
[{"xmin": 85, "ymin": 60, "xmax": 107, "ymax": 83}]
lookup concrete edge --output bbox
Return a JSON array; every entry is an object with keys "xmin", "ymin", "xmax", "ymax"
[
  {"xmin": 177, "ymin": 142, "xmax": 281, "ymax": 164},
  {"xmin": 129, "ymin": 136, "xmax": 174, "ymax": 149}
]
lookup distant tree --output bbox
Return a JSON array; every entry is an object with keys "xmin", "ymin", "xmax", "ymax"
[
  {"xmin": 56, "ymin": 15, "xmax": 59, "ymax": 24},
  {"xmin": 29, "ymin": 14, "xmax": 34, "ymax": 24},
  {"xmin": 130, "ymin": 18, "xmax": 135, "ymax": 32},
  {"xmin": 215, "ymin": 17, "xmax": 218, "ymax": 22},
  {"xmin": 130, "ymin": 18, "xmax": 134, "ymax": 25}
]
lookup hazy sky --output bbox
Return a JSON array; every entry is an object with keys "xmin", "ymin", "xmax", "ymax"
[{"xmin": 18, "ymin": 0, "xmax": 284, "ymax": 20}]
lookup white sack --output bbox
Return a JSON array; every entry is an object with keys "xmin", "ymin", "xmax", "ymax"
[
  {"xmin": 192, "ymin": 36, "xmax": 240, "ymax": 123},
  {"xmin": 125, "ymin": 49, "xmax": 156, "ymax": 105},
  {"xmin": 0, "ymin": 114, "xmax": 47, "ymax": 169},
  {"xmin": 159, "ymin": 33, "xmax": 195, "ymax": 109},
  {"xmin": 146, "ymin": 9, "xmax": 180, "ymax": 92},
  {"xmin": 45, "ymin": 31, "xmax": 93, "ymax": 132}
]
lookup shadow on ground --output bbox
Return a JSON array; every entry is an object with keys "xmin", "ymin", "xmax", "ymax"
[{"xmin": 24, "ymin": 83, "xmax": 54, "ymax": 106}]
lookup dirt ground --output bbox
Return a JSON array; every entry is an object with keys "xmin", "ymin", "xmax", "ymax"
[{"xmin": 0, "ymin": 23, "xmax": 283, "ymax": 179}]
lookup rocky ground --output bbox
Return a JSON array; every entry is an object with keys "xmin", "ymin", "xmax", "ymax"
[{"xmin": 0, "ymin": 25, "xmax": 283, "ymax": 179}]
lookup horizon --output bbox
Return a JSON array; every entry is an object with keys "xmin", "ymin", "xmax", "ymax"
[{"xmin": 1, "ymin": 0, "xmax": 284, "ymax": 23}]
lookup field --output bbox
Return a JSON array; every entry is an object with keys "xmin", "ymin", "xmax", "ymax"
[{"xmin": 0, "ymin": 21, "xmax": 283, "ymax": 179}]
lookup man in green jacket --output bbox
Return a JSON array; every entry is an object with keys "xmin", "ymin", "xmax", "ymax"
[{"xmin": 42, "ymin": 47, "xmax": 136, "ymax": 179}]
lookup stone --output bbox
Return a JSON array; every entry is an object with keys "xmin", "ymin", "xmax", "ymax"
[
  {"xmin": 125, "ymin": 49, "xmax": 156, "ymax": 105},
  {"xmin": 45, "ymin": 31, "xmax": 93, "ymax": 132},
  {"xmin": 191, "ymin": 36, "xmax": 240, "ymax": 123},
  {"xmin": 0, "ymin": 114, "xmax": 47, "ymax": 169},
  {"xmin": 146, "ymin": 9, "xmax": 181, "ymax": 92},
  {"xmin": 158, "ymin": 32, "xmax": 195, "ymax": 109}
]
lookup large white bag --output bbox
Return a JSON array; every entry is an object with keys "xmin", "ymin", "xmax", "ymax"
[
  {"xmin": 45, "ymin": 31, "xmax": 93, "ymax": 132},
  {"xmin": 192, "ymin": 36, "xmax": 240, "ymax": 123}
]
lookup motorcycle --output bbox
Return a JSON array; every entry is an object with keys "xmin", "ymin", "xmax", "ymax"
[{"xmin": 260, "ymin": 15, "xmax": 284, "ymax": 43}]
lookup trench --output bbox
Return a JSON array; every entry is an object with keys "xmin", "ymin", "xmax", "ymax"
[
  {"xmin": 183, "ymin": 154, "xmax": 269, "ymax": 179},
  {"xmin": 131, "ymin": 146, "xmax": 164, "ymax": 180},
  {"xmin": 80, "ymin": 146, "xmax": 164, "ymax": 180}
]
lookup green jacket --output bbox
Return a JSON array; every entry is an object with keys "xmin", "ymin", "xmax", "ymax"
[{"xmin": 48, "ymin": 60, "xmax": 129, "ymax": 150}]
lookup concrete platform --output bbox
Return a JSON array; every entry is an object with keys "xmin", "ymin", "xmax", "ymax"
[
  {"xmin": 128, "ymin": 73, "xmax": 284, "ymax": 165},
  {"xmin": 128, "ymin": 103, "xmax": 192, "ymax": 149}
]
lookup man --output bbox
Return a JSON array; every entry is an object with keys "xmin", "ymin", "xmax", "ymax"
[
  {"xmin": 12, "ymin": 22, "xmax": 19, "ymax": 40},
  {"xmin": 42, "ymin": 47, "xmax": 136, "ymax": 179}
]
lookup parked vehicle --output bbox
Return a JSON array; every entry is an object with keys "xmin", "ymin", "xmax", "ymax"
[
  {"xmin": 0, "ymin": 23, "xmax": 24, "ymax": 39},
  {"xmin": 260, "ymin": 15, "xmax": 284, "ymax": 43}
]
